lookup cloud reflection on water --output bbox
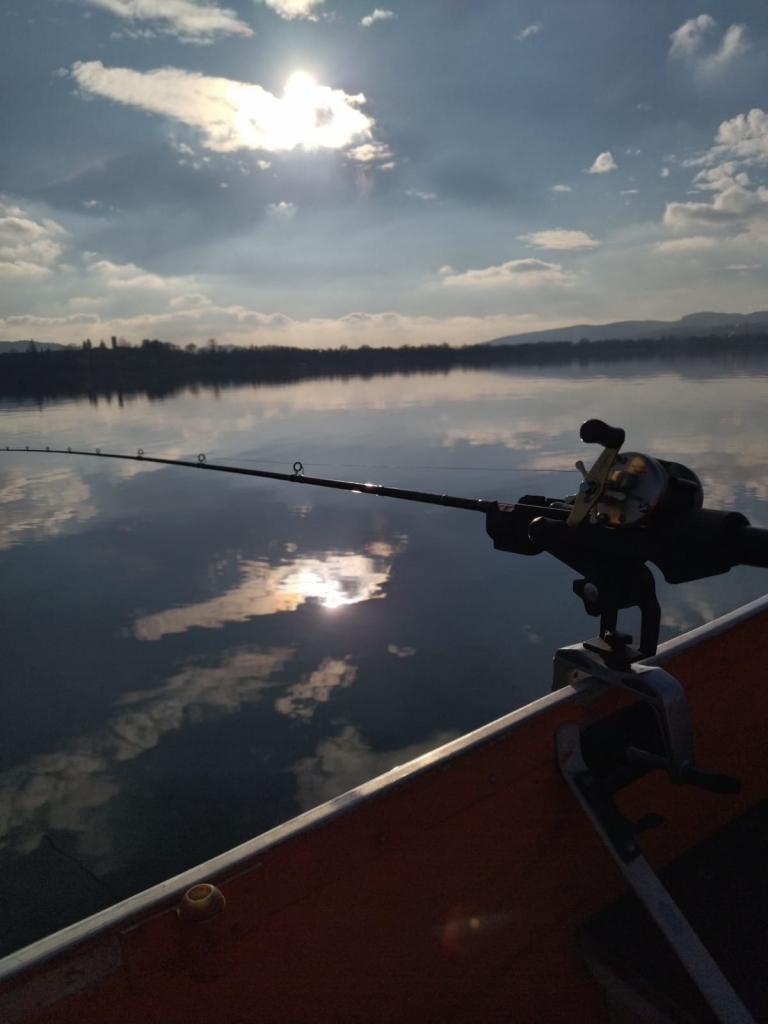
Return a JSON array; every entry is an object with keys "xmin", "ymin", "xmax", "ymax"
[
  {"xmin": 0, "ymin": 646, "xmax": 293, "ymax": 862},
  {"xmin": 0, "ymin": 466, "xmax": 96, "ymax": 549},
  {"xmin": 290, "ymin": 724, "xmax": 460, "ymax": 810},
  {"xmin": 134, "ymin": 549, "xmax": 399, "ymax": 640}
]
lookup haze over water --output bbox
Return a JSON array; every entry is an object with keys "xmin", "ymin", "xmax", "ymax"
[{"xmin": 0, "ymin": 355, "xmax": 767, "ymax": 953}]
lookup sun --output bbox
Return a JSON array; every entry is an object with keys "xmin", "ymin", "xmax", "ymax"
[{"xmin": 284, "ymin": 70, "xmax": 318, "ymax": 100}]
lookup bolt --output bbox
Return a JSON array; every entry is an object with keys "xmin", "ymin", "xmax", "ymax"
[
  {"xmin": 638, "ymin": 502, "xmax": 650, "ymax": 514},
  {"xmin": 618, "ymin": 514, "xmax": 626, "ymax": 524},
  {"xmin": 578, "ymin": 480, "xmax": 598, "ymax": 498}
]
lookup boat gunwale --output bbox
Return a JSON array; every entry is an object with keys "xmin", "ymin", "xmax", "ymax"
[{"xmin": 2, "ymin": 591, "xmax": 767, "ymax": 986}]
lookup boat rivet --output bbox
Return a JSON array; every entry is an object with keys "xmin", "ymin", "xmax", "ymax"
[{"xmin": 178, "ymin": 883, "xmax": 226, "ymax": 922}]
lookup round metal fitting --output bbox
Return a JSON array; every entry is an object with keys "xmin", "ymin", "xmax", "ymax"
[{"xmin": 178, "ymin": 883, "xmax": 226, "ymax": 922}]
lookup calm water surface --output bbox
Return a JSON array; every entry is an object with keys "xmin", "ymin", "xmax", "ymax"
[{"xmin": 1, "ymin": 355, "xmax": 767, "ymax": 953}]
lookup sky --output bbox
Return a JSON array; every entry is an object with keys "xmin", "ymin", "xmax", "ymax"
[{"xmin": 2, "ymin": 0, "xmax": 768, "ymax": 348}]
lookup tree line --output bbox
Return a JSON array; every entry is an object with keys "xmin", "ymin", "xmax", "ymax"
[{"xmin": 2, "ymin": 333, "xmax": 768, "ymax": 402}]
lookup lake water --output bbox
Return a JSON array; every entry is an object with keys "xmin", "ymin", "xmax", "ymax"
[{"xmin": 1, "ymin": 354, "xmax": 767, "ymax": 953}]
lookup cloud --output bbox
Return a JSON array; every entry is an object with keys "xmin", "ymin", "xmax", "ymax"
[
  {"xmin": 267, "ymin": 201, "xmax": 298, "ymax": 217},
  {"xmin": 347, "ymin": 142, "xmax": 392, "ymax": 163},
  {"xmin": 290, "ymin": 724, "xmax": 459, "ymax": 810},
  {"xmin": 655, "ymin": 236, "xmax": 718, "ymax": 253},
  {"xmin": 387, "ymin": 644, "xmax": 415, "ymax": 657},
  {"xmin": 70, "ymin": 63, "xmax": 374, "ymax": 155},
  {"xmin": 275, "ymin": 656, "xmax": 357, "ymax": 720},
  {"xmin": 0, "ymin": 646, "xmax": 292, "ymax": 863},
  {"xmin": 662, "ymin": 119, "xmax": 768, "ymax": 233},
  {"xmin": 440, "ymin": 258, "xmax": 576, "ymax": 288},
  {"xmin": 361, "ymin": 8, "xmax": 394, "ymax": 27},
  {"xmin": 551, "ymin": 184, "xmax": 572, "ymax": 193},
  {"xmin": 134, "ymin": 552, "xmax": 394, "ymax": 640},
  {"xmin": 585, "ymin": 151, "xmax": 617, "ymax": 174},
  {"xmin": 669, "ymin": 13, "xmax": 716, "ymax": 56},
  {"xmin": 518, "ymin": 228, "xmax": 601, "ymax": 250},
  {"xmin": 726, "ymin": 262, "xmax": 761, "ymax": 270},
  {"xmin": 257, "ymin": 0, "xmax": 323, "ymax": 20},
  {"xmin": 0, "ymin": 304, "xmax": 576, "ymax": 349},
  {"xmin": 89, "ymin": 258, "xmax": 193, "ymax": 291},
  {"xmin": 0, "ymin": 466, "xmax": 97, "ymax": 551},
  {"xmin": 702, "ymin": 109, "xmax": 768, "ymax": 167},
  {"xmin": 661, "ymin": 167, "xmax": 670, "ymax": 177},
  {"xmin": 82, "ymin": 0, "xmax": 252, "ymax": 42},
  {"xmin": 663, "ymin": 163, "xmax": 768, "ymax": 230},
  {"xmin": 0, "ymin": 201, "xmax": 65, "ymax": 278},
  {"xmin": 516, "ymin": 23, "xmax": 542, "ymax": 41},
  {"xmin": 669, "ymin": 14, "xmax": 747, "ymax": 73},
  {"xmin": 406, "ymin": 190, "xmax": 436, "ymax": 201}
]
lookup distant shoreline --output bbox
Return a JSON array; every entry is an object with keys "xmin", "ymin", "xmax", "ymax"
[{"xmin": 2, "ymin": 333, "xmax": 768, "ymax": 402}]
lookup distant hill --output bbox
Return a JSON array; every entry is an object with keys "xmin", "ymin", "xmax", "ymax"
[
  {"xmin": 483, "ymin": 311, "xmax": 768, "ymax": 346},
  {"xmin": 0, "ymin": 340, "xmax": 68, "ymax": 353}
]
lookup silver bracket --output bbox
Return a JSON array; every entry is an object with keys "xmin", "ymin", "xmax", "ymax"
[
  {"xmin": 556, "ymin": 722, "xmax": 755, "ymax": 1024},
  {"xmin": 555, "ymin": 646, "xmax": 694, "ymax": 779},
  {"xmin": 553, "ymin": 645, "xmax": 739, "ymax": 792}
]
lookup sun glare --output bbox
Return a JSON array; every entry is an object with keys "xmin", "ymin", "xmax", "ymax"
[{"xmin": 285, "ymin": 70, "xmax": 317, "ymax": 98}]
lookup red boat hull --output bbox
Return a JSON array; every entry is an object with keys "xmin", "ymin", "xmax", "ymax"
[{"xmin": 2, "ymin": 597, "xmax": 768, "ymax": 1023}]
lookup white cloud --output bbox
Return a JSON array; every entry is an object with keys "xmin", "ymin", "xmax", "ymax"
[
  {"xmin": 551, "ymin": 184, "xmax": 572, "ymax": 193},
  {"xmin": 440, "ymin": 258, "xmax": 576, "ymax": 288},
  {"xmin": 406, "ymin": 190, "xmax": 436, "ymax": 201},
  {"xmin": 655, "ymin": 236, "xmax": 718, "ymax": 253},
  {"xmin": 84, "ymin": 0, "xmax": 252, "ymax": 42},
  {"xmin": 257, "ymin": 0, "xmax": 323, "ymax": 20},
  {"xmin": 0, "ymin": 305, "xmax": 575, "ymax": 349},
  {"xmin": 89, "ymin": 258, "xmax": 193, "ymax": 290},
  {"xmin": 620, "ymin": 189, "xmax": 639, "ymax": 196},
  {"xmin": 726, "ymin": 262, "xmax": 761, "ymax": 270},
  {"xmin": 516, "ymin": 23, "xmax": 542, "ymax": 41},
  {"xmin": 669, "ymin": 14, "xmax": 747, "ymax": 73},
  {"xmin": 585, "ymin": 151, "xmax": 617, "ymax": 174},
  {"xmin": 663, "ymin": 186, "xmax": 768, "ymax": 229},
  {"xmin": 711, "ymin": 23, "xmax": 748, "ymax": 68},
  {"xmin": 361, "ymin": 9, "xmax": 394, "ymax": 27},
  {"xmin": 518, "ymin": 228, "xmax": 601, "ymax": 250},
  {"xmin": 267, "ymin": 200, "xmax": 298, "ymax": 217},
  {"xmin": 669, "ymin": 13, "xmax": 716, "ymax": 57},
  {"xmin": 662, "ymin": 118, "xmax": 768, "ymax": 234},
  {"xmin": 0, "ymin": 201, "xmax": 65, "ymax": 278},
  {"xmin": 168, "ymin": 292, "xmax": 213, "ymax": 309},
  {"xmin": 703, "ymin": 109, "xmax": 768, "ymax": 167},
  {"xmin": 70, "ymin": 63, "xmax": 374, "ymax": 154},
  {"xmin": 660, "ymin": 167, "xmax": 670, "ymax": 177},
  {"xmin": 347, "ymin": 141, "xmax": 392, "ymax": 163}
]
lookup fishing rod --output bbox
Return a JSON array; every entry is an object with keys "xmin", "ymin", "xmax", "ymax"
[
  {"xmin": 5, "ymin": 419, "xmax": 768, "ymax": 661},
  {"xmin": 2, "ymin": 445, "xmax": 492, "ymax": 514}
]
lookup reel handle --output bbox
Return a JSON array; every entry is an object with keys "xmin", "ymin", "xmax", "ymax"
[{"xmin": 580, "ymin": 419, "xmax": 625, "ymax": 450}]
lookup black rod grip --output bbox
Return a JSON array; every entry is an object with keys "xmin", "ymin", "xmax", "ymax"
[{"xmin": 580, "ymin": 419, "xmax": 625, "ymax": 449}]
